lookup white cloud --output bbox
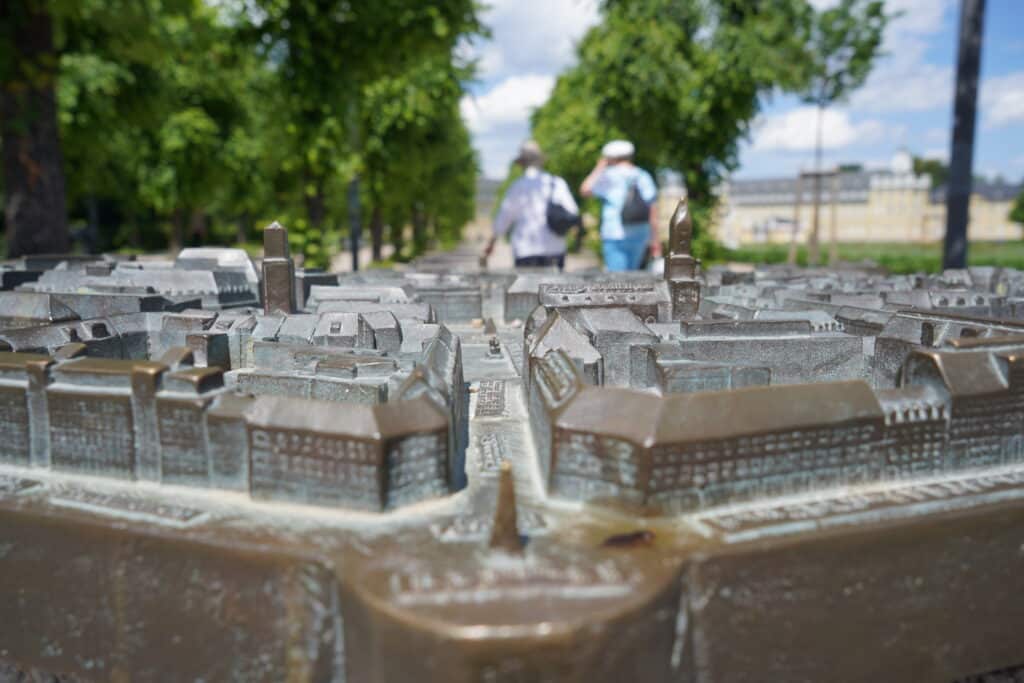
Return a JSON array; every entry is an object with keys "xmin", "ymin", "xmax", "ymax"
[
  {"xmin": 460, "ymin": 75, "xmax": 556, "ymax": 176},
  {"xmin": 461, "ymin": 0, "xmax": 599, "ymax": 177},
  {"xmin": 470, "ymin": 0, "xmax": 599, "ymax": 83},
  {"xmin": 460, "ymin": 74, "xmax": 555, "ymax": 135},
  {"xmin": 882, "ymin": 0, "xmax": 951, "ymax": 35},
  {"xmin": 813, "ymin": 0, "xmax": 949, "ymax": 36},
  {"xmin": 848, "ymin": 0, "xmax": 955, "ymax": 112},
  {"xmin": 981, "ymin": 71, "xmax": 1024, "ymax": 127},
  {"xmin": 922, "ymin": 147, "xmax": 949, "ymax": 162},
  {"xmin": 752, "ymin": 106, "xmax": 891, "ymax": 152},
  {"xmin": 924, "ymin": 127, "xmax": 947, "ymax": 144}
]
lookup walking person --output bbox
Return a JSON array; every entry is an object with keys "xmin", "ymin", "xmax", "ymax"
[
  {"xmin": 482, "ymin": 140, "xmax": 579, "ymax": 270},
  {"xmin": 580, "ymin": 139, "xmax": 659, "ymax": 271}
]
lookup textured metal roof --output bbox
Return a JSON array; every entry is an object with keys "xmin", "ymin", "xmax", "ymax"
[
  {"xmin": 931, "ymin": 179, "xmax": 1023, "ymax": 203},
  {"xmin": 556, "ymin": 380, "xmax": 884, "ymax": 446},
  {"xmin": 725, "ymin": 172, "xmax": 874, "ymax": 206}
]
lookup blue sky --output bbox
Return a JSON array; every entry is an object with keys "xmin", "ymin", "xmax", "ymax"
[{"xmin": 461, "ymin": 0, "xmax": 1024, "ymax": 182}]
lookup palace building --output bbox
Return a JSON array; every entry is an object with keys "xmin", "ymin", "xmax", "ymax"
[{"xmin": 715, "ymin": 151, "xmax": 1022, "ymax": 246}]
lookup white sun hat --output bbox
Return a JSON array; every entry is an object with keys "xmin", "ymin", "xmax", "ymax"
[{"xmin": 601, "ymin": 139, "xmax": 635, "ymax": 159}]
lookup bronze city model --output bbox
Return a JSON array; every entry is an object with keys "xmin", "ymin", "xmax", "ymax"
[{"xmin": 3, "ymin": 202, "xmax": 1024, "ymax": 681}]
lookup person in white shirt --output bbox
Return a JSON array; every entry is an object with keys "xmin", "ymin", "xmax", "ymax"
[{"xmin": 482, "ymin": 140, "xmax": 579, "ymax": 270}]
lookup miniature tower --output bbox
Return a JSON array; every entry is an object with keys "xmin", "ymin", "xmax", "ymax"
[
  {"xmin": 664, "ymin": 198, "xmax": 701, "ymax": 320},
  {"xmin": 261, "ymin": 222, "xmax": 295, "ymax": 315},
  {"xmin": 489, "ymin": 462, "xmax": 524, "ymax": 554}
]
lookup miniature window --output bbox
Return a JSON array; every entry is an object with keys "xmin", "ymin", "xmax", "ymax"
[
  {"xmin": 65, "ymin": 327, "xmax": 81, "ymax": 342},
  {"xmin": 90, "ymin": 323, "xmax": 110, "ymax": 338},
  {"xmin": 920, "ymin": 322, "xmax": 935, "ymax": 346}
]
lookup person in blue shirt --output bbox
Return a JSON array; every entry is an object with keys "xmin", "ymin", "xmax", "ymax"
[{"xmin": 580, "ymin": 140, "xmax": 660, "ymax": 271}]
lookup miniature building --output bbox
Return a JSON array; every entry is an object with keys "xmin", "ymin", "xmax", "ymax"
[
  {"xmin": 260, "ymin": 222, "xmax": 295, "ymax": 315},
  {"xmin": 47, "ymin": 358, "xmax": 165, "ymax": 480},
  {"xmin": 664, "ymin": 199, "xmax": 702, "ymax": 319},
  {"xmin": 530, "ymin": 345, "xmax": 1024, "ymax": 512},
  {"xmin": 0, "ymin": 352, "xmax": 50, "ymax": 466},
  {"xmin": 9, "ymin": 217, "xmax": 1024, "ymax": 681},
  {"xmin": 0, "ymin": 346, "xmax": 458, "ymax": 511},
  {"xmin": 156, "ymin": 367, "xmax": 228, "ymax": 485},
  {"xmin": 716, "ymin": 153, "xmax": 1023, "ymax": 246},
  {"xmin": 246, "ymin": 394, "xmax": 448, "ymax": 510}
]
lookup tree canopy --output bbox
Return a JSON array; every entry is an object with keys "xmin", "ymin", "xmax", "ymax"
[
  {"xmin": 798, "ymin": 0, "xmax": 887, "ymax": 109},
  {"xmin": 1, "ymin": 0, "xmax": 484, "ymax": 265},
  {"xmin": 796, "ymin": 0, "xmax": 887, "ymax": 263},
  {"xmin": 1011, "ymin": 188, "xmax": 1024, "ymax": 227},
  {"xmin": 532, "ymin": 0, "xmax": 814, "ymax": 209},
  {"xmin": 530, "ymin": 0, "xmax": 888, "ymax": 255}
]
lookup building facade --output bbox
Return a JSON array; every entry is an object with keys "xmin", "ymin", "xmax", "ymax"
[
  {"xmin": 716, "ymin": 152, "xmax": 1022, "ymax": 246},
  {"xmin": 0, "ymin": 351, "xmax": 454, "ymax": 512},
  {"xmin": 531, "ymin": 345, "xmax": 1024, "ymax": 513}
]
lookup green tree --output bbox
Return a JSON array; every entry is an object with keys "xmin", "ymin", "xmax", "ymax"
[
  {"xmin": 1011, "ymin": 187, "xmax": 1024, "ymax": 227},
  {"xmin": 234, "ymin": 0, "xmax": 483, "ymax": 267},
  {"xmin": 913, "ymin": 156, "xmax": 949, "ymax": 190},
  {"xmin": 4, "ymin": 1, "xmax": 483, "ymax": 262},
  {"xmin": 798, "ymin": 0, "xmax": 888, "ymax": 263},
  {"xmin": 1, "ymin": 0, "xmax": 195, "ymax": 256},
  {"xmin": 532, "ymin": 0, "xmax": 815, "ymax": 243},
  {"xmin": 361, "ymin": 55, "xmax": 472, "ymax": 261},
  {"xmin": 1, "ymin": 1, "xmax": 72, "ymax": 256},
  {"xmin": 57, "ymin": 1, "xmax": 271, "ymax": 253}
]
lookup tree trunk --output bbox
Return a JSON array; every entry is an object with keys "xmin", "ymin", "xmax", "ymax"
[
  {"xmin": 808, "ymin": 103, "xmax": 824, "ymax": 265},
  {"xmin": 828, "ymin": 172, "xmax": 840, "ymax": 264},
  {"xmin": 370, "ymin": 204, "xmax": 384, "ymax": 262},
  {"xmin": 305, "ymin": 185, "xmax": 326, "ymax": 232},
  {"xmin": 411, "ymin": 202, "xmax": 427, "ymax": 256},
  {"xmin": 347, "ymin": 176, "xmax": 360, "ymax": 272},
  {"xmin": 170, "ymin": 208, "xmax": 186, "ymax": 254},
  {"xmin": 389, "ymin": 213, "xmax": 405, "ymax": 259},
  {"xmin": 944, "ymin": 0, "xmax": 985, "ymax": 269},
  {"xmin": 236, "ymin": 211, "xmax": 252, "ymax": 245},
  {"xmin": 128, "ymin": 212, "xmax": 141, "ymax": 250},
  {"xmin": 189, "ymin": 209, "xmax": 206, "ymax": 247},
  {"xmin": 788, "ymin": 175, "xmax": 802, "ymax": 265},
  {"xmin": 0, "ymin": 2, "xmax": 69, "ymax": 257},
  {"xmin": 84, "ymin": 195, "xmax": 100, "ymax": 254}
]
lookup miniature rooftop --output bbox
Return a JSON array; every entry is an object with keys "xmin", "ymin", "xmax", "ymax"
[{"xmin": 6, "ymin": 209, "xmax": 1024, "ymax": 681}]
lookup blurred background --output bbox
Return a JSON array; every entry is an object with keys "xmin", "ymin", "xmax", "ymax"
[{"xmin": 1, "ymin": 0, "xmax": 1022, "ymax": 272}]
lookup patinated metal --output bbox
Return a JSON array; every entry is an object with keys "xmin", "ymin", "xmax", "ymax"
[{"xmin": 3, "ymin": 211, "xmax": 1024, "ymax": 681}]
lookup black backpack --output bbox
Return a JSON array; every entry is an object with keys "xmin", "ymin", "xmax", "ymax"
[
  {"xmin": 620, "ymin": 173, "xmax": 650, "ymax": 224},
  {"xmin": 545, "ymin": 174, "xmax": 580, "ymax": 236}
]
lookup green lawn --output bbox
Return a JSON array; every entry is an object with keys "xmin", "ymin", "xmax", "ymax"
[{"xmin": 701, "ymin": 241, "xmax": 1024, "ymax": 275}]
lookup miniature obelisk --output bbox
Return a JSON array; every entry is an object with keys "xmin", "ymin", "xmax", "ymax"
[
  {"xmin": 261, "ymin": 222, "xmax": 295, "ymax": 315},
  {"xmin": 489, "ymin": 462, "xmax": 524, "ymax": 554},
  {"xmin": 664, "ymin": 198, "xmax": 701, "ymax": 320}
]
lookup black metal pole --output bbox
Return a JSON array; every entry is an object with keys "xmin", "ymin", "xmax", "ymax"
[
  {"xmin": 943, "ymin": 0, "xmax": 985, "ymax": 270},
  {"xmin": 348, "ymin": 176, "xmax": 361, "ymax": 272}
]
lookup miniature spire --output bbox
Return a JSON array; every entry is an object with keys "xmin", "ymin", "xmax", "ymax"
[
  {"xmin": 489, "ymin": 461, "xmax": 524, "ymax": 554},
  {"xmin": 263, "ymin": 221, "xmax": 290, "ymax": 259},
  {"xmin": 668, "ymin": 198, "xmax": 693, "ymax": 259},
  {"xmin": 664, "ymin": 197, "xmax": 701, "ymax": 320},
  {"xmin": 261, "ymin": 221, "xmax": 296, "ymax": 315}
]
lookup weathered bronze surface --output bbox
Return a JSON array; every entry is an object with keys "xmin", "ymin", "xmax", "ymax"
[{"xmin": 4, "ymin": 212, "xmax": 1024, "ymax": 680}]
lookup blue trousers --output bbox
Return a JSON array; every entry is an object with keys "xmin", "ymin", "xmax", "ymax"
[{"xmin": 602, "ymin": 225, "xmax": 650, "ymax": 271}]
